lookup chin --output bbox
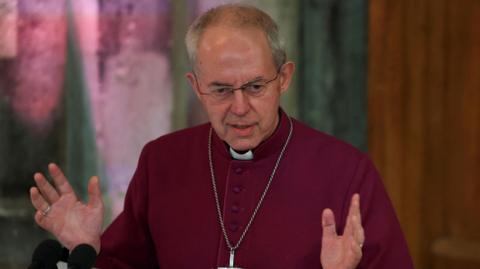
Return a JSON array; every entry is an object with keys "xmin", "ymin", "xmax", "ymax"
[{"xmin": 228, "ymin": 139, "xmax": 258, "ymax": 151}]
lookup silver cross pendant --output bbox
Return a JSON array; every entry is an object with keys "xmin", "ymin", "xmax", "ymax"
[{"xmin": 217, "ymin": 250, "xmax": 244, "ymax": 269}]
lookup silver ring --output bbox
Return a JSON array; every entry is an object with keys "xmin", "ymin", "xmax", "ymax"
[{"xmin": 41, "ymin": 205, "xmax": 51, "ymax": 216}]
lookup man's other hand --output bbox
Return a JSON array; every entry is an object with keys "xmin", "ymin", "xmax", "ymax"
[
  {"xmin": 30, "ymin": 163, "xmax": 104, "ymax": 253},
  {"xmin": 320, "ymin": 194, "xmax": 364, "ymax": 269}
]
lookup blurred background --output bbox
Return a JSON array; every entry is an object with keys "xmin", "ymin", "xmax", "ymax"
[{"xmin": 0, "ymin": 0, "xmax": 478, "ymax": 268}]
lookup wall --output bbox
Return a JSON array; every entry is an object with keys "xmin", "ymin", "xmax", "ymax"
[{"xmin": 368, "ymin": 0, "xmax": 480, "ymax": 268}]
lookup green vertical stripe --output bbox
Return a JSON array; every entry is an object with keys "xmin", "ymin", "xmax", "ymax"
[
  {"xmin": 64, "ymin": 0, "xmax": 101, "ymax": 197},
  {"xmin": 171, "ymin": 0, "xmax": 191, "ymax": 131},
  {"xmin": 299, "ymin": 0, "xmax": 367, "ymax": 151}
]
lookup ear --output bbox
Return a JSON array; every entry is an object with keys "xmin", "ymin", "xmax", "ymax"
[
  {"xmin": 278, "ymin": 61, "xmax": 295, "ymax": 94},
  {"xmin": 186, "ymin": 72, "xmax": 202, "ymax": 99}
]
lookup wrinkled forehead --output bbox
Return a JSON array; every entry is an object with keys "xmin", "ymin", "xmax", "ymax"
[{"xmin": 195, "ymin": 25, "xmax": 277, "ymax": 79}]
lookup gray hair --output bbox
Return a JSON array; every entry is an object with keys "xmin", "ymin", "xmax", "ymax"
[{"xmin": 185, "ymin": 4, "xmax": 286, "ymax": 71}]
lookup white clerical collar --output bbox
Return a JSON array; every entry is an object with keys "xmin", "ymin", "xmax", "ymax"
[{"xmin": 229, "ymin": 147, "xmax": 254, "ymax": 160}]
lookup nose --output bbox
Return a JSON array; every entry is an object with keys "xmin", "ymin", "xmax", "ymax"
[{"xmin": 230, "ymin": 89, "xmax": 250, "ymax": 116}]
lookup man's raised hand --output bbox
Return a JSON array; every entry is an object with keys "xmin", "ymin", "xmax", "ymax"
[
  {"xmin": 320, "ymin": 194, "xmax": 365, "ymax": 269},
  {"xmin": 30, "ymin": 163, "xmax": 104, "ymax": 253}
]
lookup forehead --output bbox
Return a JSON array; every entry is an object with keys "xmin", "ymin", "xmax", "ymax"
[{"xmin": 195, "ymin": 25, "xmax": 276, "ymax": 80}]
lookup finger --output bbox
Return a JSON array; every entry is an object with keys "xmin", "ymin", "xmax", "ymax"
[
  {"xmin": 347, "ymin": 194, "xmax": 365, "ymax": 245},
  {"xmin": 345, "ymin": 194, "xmax": 361, "ymax": 235},
  {"xmin": 322, "ymin": 208, "xmax": 337, "ymax": 239},
  {"xmin": 352, "ymin": 194, "xmax": 361, "ymax": 223},
  {"xmin": 87, "ymin": 176, "xmax": 103, "ymax": 209},
  {"xmin": 33, "ymin": 172, "xmax": 60, "ymax": 203},
  {"xmin": 48, "ymin": 163, "xmax": 75, "ymax": 195},
  {"xmin": 351, "ymin": 194, "xmax": 364, "ymax": 244},
  {"xmin": 349, "ymin": 194, "xmax": 360, "ymax": 219},
  {"xmin": 30, "ymin": 187, "xmax": 50, "ymax": 212}
]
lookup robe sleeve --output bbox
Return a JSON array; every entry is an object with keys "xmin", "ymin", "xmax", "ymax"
[
  {"xmin": 95, "ymin": 143, "xmax": 159, "ymax": 269},
  {"xmin": 342, "ymin": 155, "xmax": 415, "ymax": 269}
]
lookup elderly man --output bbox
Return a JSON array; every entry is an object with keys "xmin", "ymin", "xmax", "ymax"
[{"xmin": 30, "ymin": 4, "xmax": 414, "ymax": 269}]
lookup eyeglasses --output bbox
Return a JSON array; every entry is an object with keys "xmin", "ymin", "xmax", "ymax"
[{"xmin": 193, "ymin": 67, "xmax": 282, "ymax": 102}]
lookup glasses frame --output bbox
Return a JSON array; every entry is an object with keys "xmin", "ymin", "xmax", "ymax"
[{"xmin": 193, "ymin": 65, "xmax": 283, "ymax": 102}]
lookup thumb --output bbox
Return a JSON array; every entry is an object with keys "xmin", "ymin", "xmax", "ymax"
[
  {"xmin": 87, "ymin": 176, "xmax": 103, "ymax": 208},
  {"xmin": 322, "ymin": 208, "xmax": 337, "ymax": 240}
]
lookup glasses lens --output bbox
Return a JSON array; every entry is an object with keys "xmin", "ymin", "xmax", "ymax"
[
  {"xmin": 244, "ymin": 84, "xmax": 266, "ymax": 96},
  {"xmin": 209, "ymin": 87, "xmax": 233, "ymax": 100}
]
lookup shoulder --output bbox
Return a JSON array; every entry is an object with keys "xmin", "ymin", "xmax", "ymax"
[
  {"xmin": 291, "ymin": 118, "xmax": 366, "ymax": 162},
  {"xmin": 141, "ymin": 123, "xmax": 210, "ymax": 158}
]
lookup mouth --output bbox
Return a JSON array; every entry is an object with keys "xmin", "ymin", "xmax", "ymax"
[
  {"xmin": 229, "ymin": 123, "xmax": 255, "ymax": 136},
  {"xmin": 231, "ymin": 124, "xmax": 252, "ymax": 129}
]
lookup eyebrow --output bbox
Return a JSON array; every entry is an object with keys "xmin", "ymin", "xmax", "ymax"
[{"xmin": 208, "ymin": 76, "xmax": 265, "ymax": 88}]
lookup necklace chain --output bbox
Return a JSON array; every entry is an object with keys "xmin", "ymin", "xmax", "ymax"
[{"xmin": 208, "ymin": 116, "xmax": 293, "ymax": 254}]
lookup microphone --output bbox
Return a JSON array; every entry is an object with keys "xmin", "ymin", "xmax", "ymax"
[
  {"xmin": 67, "ymin": 244, "xmax": 97, "ymax": 269},
  {"xmin": 28, "ymin": 239, "xmax": 63, "ymax": 269}
]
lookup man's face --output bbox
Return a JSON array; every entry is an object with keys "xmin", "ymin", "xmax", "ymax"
[{"xmin": 187, "ymin": 25, "xmax": 294, "ymax": 151}]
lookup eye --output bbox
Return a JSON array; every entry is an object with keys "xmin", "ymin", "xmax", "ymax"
[
  {"xmin": 211, "ymin": 87, "xmax": 232, "ymax": 96},
  {"xmin": 245, "ymin": 83, "xmax": 265, "ymax": 94}
]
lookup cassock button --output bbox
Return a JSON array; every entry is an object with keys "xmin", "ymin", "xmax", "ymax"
[
  {"xmin": 231, "ymin": 205, "xmax": 240, "ymax": 213},
  {"xmin": 233, "ymin": 186, "xmax": 242, "ymax": 194},
  {"xmin": 229, "ymin": 223, "xmax": 239, "ymax": 232},
  {"xmin": 234, "ymin": 167, "xmax": 243, "ymax": 174}
]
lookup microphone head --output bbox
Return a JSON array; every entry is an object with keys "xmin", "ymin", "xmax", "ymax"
[
  {"xmin": 30, "ymin": 239, "xmax": 63, "ymax": 269},
  {"xmin": 68, "ymin": 244, "xmax": 97, "ymax": 269}
]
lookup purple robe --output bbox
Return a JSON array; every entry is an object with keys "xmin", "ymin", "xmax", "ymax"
[{"xmin": 96, "ymin": 110, "xmax": 414, "ymax": 268}]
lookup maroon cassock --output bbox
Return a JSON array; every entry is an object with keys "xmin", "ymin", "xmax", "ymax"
[{"xmin": 96, "ymin": 110, "xmax": 414, "ymax": 269}]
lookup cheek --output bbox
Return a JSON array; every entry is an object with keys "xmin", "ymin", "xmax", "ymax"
[
  {"xmin": 204, "ymin": 104, "xmax": 229, "ymax": 128},
  {"xmin": 252, "ymin": 96, "xmax": 280, "ymax": 127}
]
